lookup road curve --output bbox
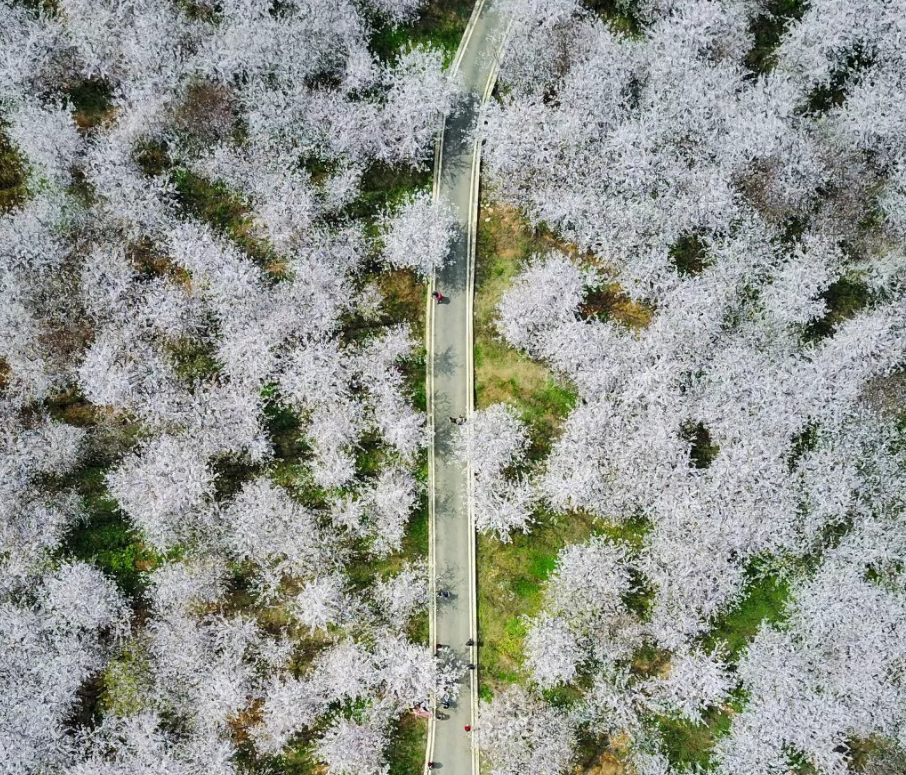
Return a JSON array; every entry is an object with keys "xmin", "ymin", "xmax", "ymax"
[{"xmin": 425, "ymin": 2, "xmax": 507, "ymax": 774}]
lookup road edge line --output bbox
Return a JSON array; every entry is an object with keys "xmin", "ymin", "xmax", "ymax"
[{"xmin": 467, "ymin": 24, "xmax": 508, "ymax": 775}]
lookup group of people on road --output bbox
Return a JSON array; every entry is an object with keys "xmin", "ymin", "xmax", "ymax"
[{"xmin": 428, "ymin": 287, "xmax": 477, "ymax": 771}]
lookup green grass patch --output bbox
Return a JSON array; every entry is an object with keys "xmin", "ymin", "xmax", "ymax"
[
  {"xmin": 102, "ymin": 642, "xmax": 154, "ymax": 716},
  {"xmin": 46, "ymin": 391, "xmax": 158, "ymax": 597},
  {"xmin": 704, "ymin": 566, "xmax": 790, "ymax": 657},
  {"xmin": 134, "ymin": 139, "xmax": 172, "ymax": 178},
  {"xmin": 264, "ymin": 398, "xmax": 310, "ymax": 467},
  {"xmin": 583, "ymin": 0, "xmax": 644, "ymax": 36},
  {"xmin": 669, "ymin": 232, "xmax": 711, "ymax": 277},
  {"xmin": 630, "ymin": 642, "xmax": 671, "ymax": 679},
  {"xmin": 788, "ymin": 421, "xmax": 818, "ymax": 470},
  {"xmin": 474, "ymin": 203, "xmax": 580, "ymax": 457},
  {"xmin": 623, "ymin": 566, "xmax": 656, "ymax": 620},
  {"xmin": 342, "ymin": 160, "xmax": 431, "ymax": 228},
  {"xmin": 475, "ymin": 201, "xmax": 650, "ymax": 461},
  {"xmin": 212, "ymin": 453, "xmax": 264, "ymax": 502},
  {"xmin": 474, "ymin": 200, "xmax": 655, "ymax": 696},
  {"xmin": 580, "ymin": 281, "xmax": 655, "ymax": 328},
  {"xmin": 594, "ymin": 514, "xmax": 652, "ymax": 552},
  {"xmin": 802, "ymin": 44, "xmax": 874, "ymax": 116},
  {"xmin": 369, "ymin": 0, "xmax": 473, "ymax": 66},
  {"xmin": 275, "ymin": 745, "xmax": 323, "ymax": 775},
  {"xmin": 9, "ymin": 0, "xmax": 59, "ymax": 13},
  {"xmin": 164, "ymin": 335, "xmax": 220, "ymax": 383},
  {"xmin": 681, "ymin": 421, "xmax": 720, "ymax": 469},
  {"xmin": 61, "ymin": 468, "xmax": 163, "ymax": 598},
  {"xmin": 174, "ymin": 0, "xmax": 220, "ymax": 22}
]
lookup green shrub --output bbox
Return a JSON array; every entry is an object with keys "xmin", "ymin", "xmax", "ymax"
[
  {"xmin": 744, "ymin": 1, "xmax": 809, "ymax": 76},
  {"xmin": 0, "ymin": 124, "xmax": 28, "ymax": 212},
  {"xmin": 669, "ymin": 233, "xmax": 711, "ymax": 277},
  {"xmin": 65, "ymin": 77, "xmax": 114, "ymax": 130},
  {"xmin": 803, "ymin": 276, "xmax": 871, "ymax": 342},
  {"xmin": 681, "ymin": 421, "xmax": 720, "ymax": 469}
]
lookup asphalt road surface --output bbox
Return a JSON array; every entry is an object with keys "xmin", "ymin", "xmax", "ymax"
[{"xmin": 426, "ymin": 2, "xmax": 507, "ymax": 773}]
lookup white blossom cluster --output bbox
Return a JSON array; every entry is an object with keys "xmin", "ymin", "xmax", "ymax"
[
  {"xmin": 455, "ymin": 403, "xmax": 537, "ymax": 539},
  {"xmin": 476, "ymin": 1, "xmax": 906, "ymax": 774},
  {"xmin": 0, "ymin": 0, "xmax": 458, "ymax": 771}
]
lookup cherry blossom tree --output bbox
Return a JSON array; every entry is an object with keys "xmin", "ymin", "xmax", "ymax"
[
  {"xmin": 476, "ymin": 685, "xmax": 577, "ymax": 775},
  {"xmin": 365, "ymin": 465, "xmax": 419, "ymax": 556},
  {"xmin": 106, "ymin": 434, "xmax": 215, "ymax": 550},
  {"xmin": 371, "ymin": 562, "xmax": 429, "ymax": 629},
  {"xmin": 640, "ymin": 646, "xmax": 732, "ymax": 724},
  {"xmin": 456, "ymin": 403, "xmax": 536, "ymax": 540},
  {"xmin": 0, "ymin": 564, "xmax": 126, "ymax": 775},
  {"xmin": 5, "ymin": 97, "xmax": 82, "ymax": 186},
  {"xmin": 314, "ymin": 714, "xmax": 389, "ymax": 775},
  {"xmin": 715, "ymin": 561, "xmax": 906, "ymax": 775},
  {"xmin": 496, "ymin": 252, "xmax": 592, "ymax": 356},
  {"xmin": 377, "ymin": 45, "xmax": 461, "ymax": 165},
  {"xmin": 67, "ymin": 712, "xmax": 237, "ymax": 775},
  {"xmin": 292, "ymin": 573, "xmax": 353, "ymax": 633},
  {"xmin": 379, "ymin": 191, "xmax": 456, "ymax": 278},
  {"xmin": 523, "ymin": 612, "xmax": 584, "ymax": 689},
  {"xmin": 222, "ymin": 477, "xmax": 339, "ymax": 599}
]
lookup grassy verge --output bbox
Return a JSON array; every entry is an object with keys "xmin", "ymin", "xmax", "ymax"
[
  {"xmin": 473, "ymin": 197, "xmax": 792, "ymax": 775},
  {"xmin": 474, "ymin": 200, "xmax": 608, "ymax": 694},
  {"xmin": 474, "ymin": 202, "xmax": 578, "ymax": 451},
  {"xmin": 388, "ymin": 715, "xmax": 429, "ymax": 775},
  {"xmin": 370, "ymin": 0, "xmax": 474, "ymax": 66},
  {"xmin": 478, "ymin": 510, "xmax": 598, "ymax": 693}
]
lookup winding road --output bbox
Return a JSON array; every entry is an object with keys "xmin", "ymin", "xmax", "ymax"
[{"xmin": 426, "ymin": 2, "xmax": 507, "ymax": 773}]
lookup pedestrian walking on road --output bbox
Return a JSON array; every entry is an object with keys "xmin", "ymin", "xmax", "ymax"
[
  {"xmin": 427, "ymin": 762, "xmax": 436, "ymax": 770},
  {"xmin": 466, "ymin": 638, "xmax": 474, "ymax": 646},
  {"xmin": 464, "ymin": 725, "xmax": 472, "ymax": 732},
  {"xmin": 467, "ymin": 663, "xmax": 475, "ymax": 670},
  {"xmin": 432, "ymin": 291, "xmax": 444, "ymax": 303},
  {"xmin": 449, "ymin": 415, "xmax": 465, "ymax": 425}
]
